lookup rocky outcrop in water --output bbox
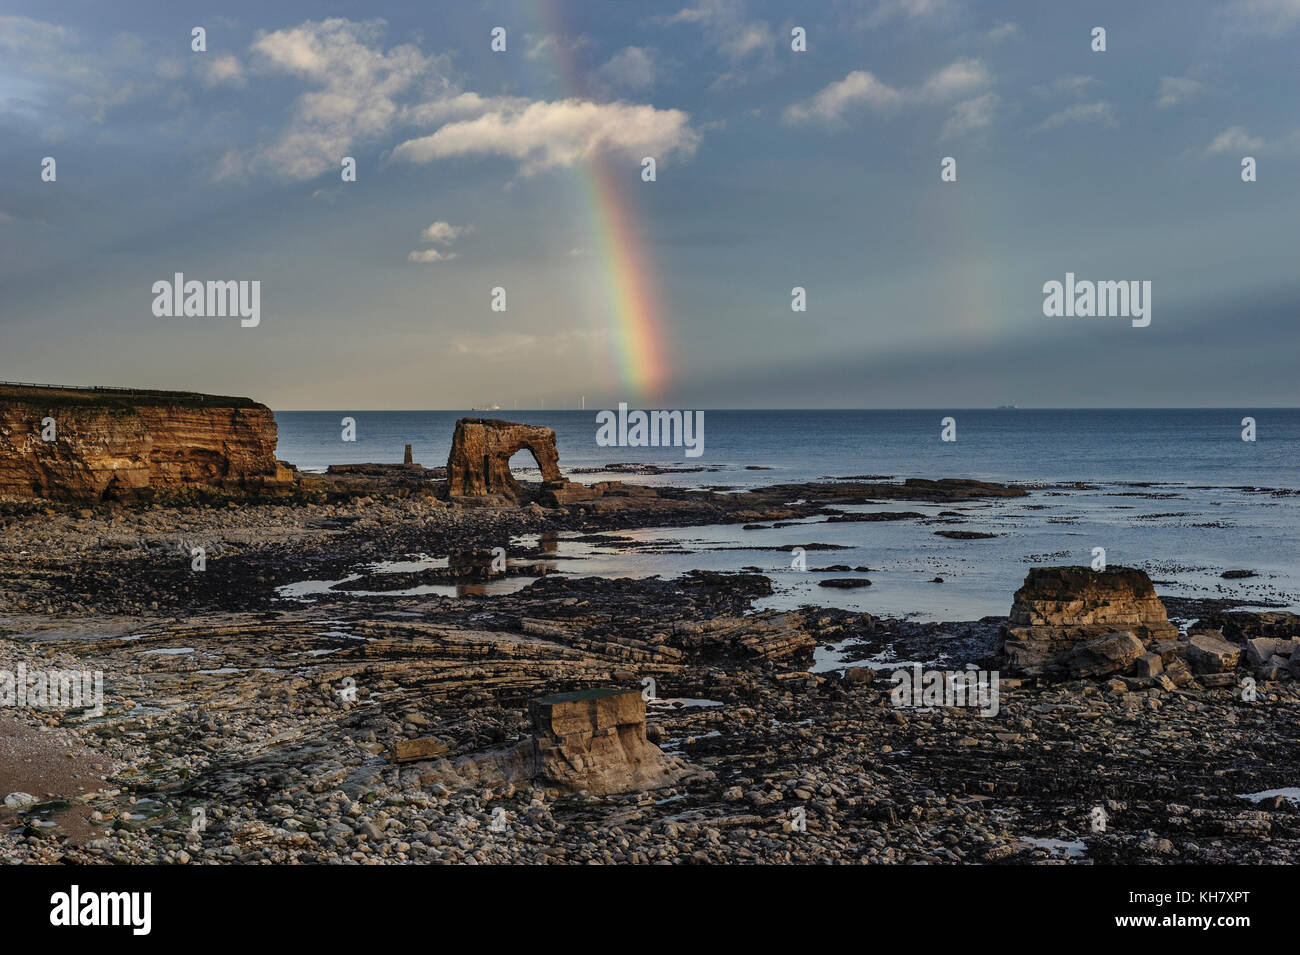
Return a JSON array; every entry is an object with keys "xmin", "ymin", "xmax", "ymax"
[
  {"xmin": 446, "ymin": 418, "xmax": 563, "ymax": 502},
  {"xmin": 1000, "ymin": 566, "xmax": 1179, "ymax": 677},
  {"xmin": 444, "ymin": 417, "xmax": 661, "ymax": 509},
  {"xmin": 0, "ymin": 384, "xmax": 294, "ymax": 502}
]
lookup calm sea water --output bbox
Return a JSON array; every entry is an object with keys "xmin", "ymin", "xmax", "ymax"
[
  {"xmin": 276, "ymin": 409, "xmax": 1299, "ymax": 488},
  {"xmin": 274, "ymin": 410, "xmax": 1300, "ymax": 621}
]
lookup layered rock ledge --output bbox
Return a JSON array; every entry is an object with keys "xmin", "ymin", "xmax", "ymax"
[{"xmin": 0, "ymin": 383, "xmax": 294, "ymax": 502}]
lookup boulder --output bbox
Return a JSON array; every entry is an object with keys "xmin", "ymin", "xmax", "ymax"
[
  {"xmin": 525, "ymin": 688, "xmax": 691, "ymax": 794},
  {"xmin": 413, "ymin": 687, "xmax": 692, "ymax": 796},
  {"xmin": 1060, "ymin": 631, "xmax": 1146, "ymax": 679},
  {"xmin": 1134, "ymin": 652, "xmax": 1164, "ymax": 680},
  {"xmin": 1163, "ymin": 657, "xmax": 1196, "ymax": 687},
  {"xmin": 391, "ymin": 737, "xmax": 449, "ymax": 764},
  {"xmin": 1197, "ymin": 673, "xmax": 1238, "ymax": 689},
  {"xmin": 1185, "ymin": 631, "xmax": 1241, "ymax": 674},
  {"xmin": 1245, "ymin": 637, "xmax": 1297, "ymax": 667},
  {"xmin": 999, "ymin": 567, "xmax": 1178, "ymax": 677}
]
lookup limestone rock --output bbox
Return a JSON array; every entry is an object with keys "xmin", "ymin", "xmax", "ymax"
[
  {"xmin": 0, "ymin": 383, "xmax": 292, "ymax": 502},
  {"xmin": 1196, "ymin": 672, "xmax": 1238, "ymax": 689},
  {"xmin": 416, "ymin": 688, "xmax": 691, "ymax": 796},
  {"xmin": 1134, "ymin": 652, "xmax": 1164, "ymax": 680},
  {"xmin": 525, "ymin": 688, "xmax": 690, "ymax": 794},
  {"xmin": 1245, "ymin": 637, "xmax": 1297, "ymax": 667},
  {"xmin": 540, "ymin": 478, "xmax": 658, "ymax": 508},
  {"xmin": 1185, "ymin": 631, "xmax": 1241, "ymax": 674},
  {"xmin": 999, "ymin": 566, "xmax": 1178, "ymax": 677},
  {"xmin": 1163, "ymin": 657, "xmax": 1196, "ymax": 687},
  {"xmin": 446, "ymin": 418, "xmax": 562, "ymax": 502},
  {"xmin": 1060, "ymin": 631, "xmax": 1146, "ymax": 679},
  {"xmin": 391, "ymin": 737, "xmax": 449, "ymax": 764}
]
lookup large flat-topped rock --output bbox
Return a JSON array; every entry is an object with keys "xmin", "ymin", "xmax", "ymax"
[
  {"xmin": 446, "ymin": 418, "xmax": 562, "ymax": 502},
  {"xmin": 530, "ymin": 687, "xmax": 647, "ymax": 739},
  {"xmin": 527, "ymin": 686, "xmax": 687, "ymax": 794},
  {"xmin": 414, "ymin": 686, "xmax": 694, "ymax": 796},
  {"xmin": 1000, "ymin": 566, "xmax": 1179, "ymax": 677},
  {"xmin": 0, "ymin": 383, "xmax": 294, "ymax": 502}
]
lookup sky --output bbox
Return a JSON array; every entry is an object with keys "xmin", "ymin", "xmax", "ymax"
[{"xmin": 1, "ymin": 0, "xmax": 1298, "ymax": 410}]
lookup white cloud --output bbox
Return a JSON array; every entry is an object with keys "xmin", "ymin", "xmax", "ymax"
[
  {"xmin": 249, "ymin": 18, "xmax": 448, "ymax": 180},
  {"xmin": 941, "ymin": 92, "xmax": 999, "ymax": 139},
  {"xmin": 0, "ymin": 16, "xmax": 158, "ymax": 123},
  {"xmin": 1034, "ymin": 74, "xmax": 1098, "ymax": 98},
  {"xmin": 408, "ymin": 220, "xmax": 469, "ymax": 262},
  {"xmin": 783, "ymin": 58, "xmax": 990, "ymax": 127},
  {"xmin": 393, "ymin": 99, "xmax": 700, "ymax": 176},
  {"xmin": 400, "ymin": 91, "xmax": 527, "ymax": 128},
  {"xmin": 987, "ymin": 21, "xmax": 1019, "ymax": 41},
  {"xmin": 187, "ymin": 19, "xmax": 701, "ymax": 184},
  {"xmin": 1207, "ymin": 126, "xmax": 1265, "ymax": 153},
  {"xmin": 420, "ymin": 221, "xmax": 467, "ymax": 244},
  {"xmin": 721, "ymin": 21, "xmax": 774, "ymax": 61},
  {"xmin": 599, "ymin": 46, "xmax": 657, "ymax": 91},
  {"xmin": 917, "ymin": 58, "xmax": 991, "ymax": 102},
  {"xmin": 407, "ymin": 248, "xmax": 458, "ymax": 263},
  {"xmin": 1156, "ymin": 75, "xmax": 1204, "ymax": 108},
  {"xmin": 525, "ymin": 34, "xmax": 591, "ymax": 61},
  {"xmin": 212, "ymin": 150, "xmax": 245, "ymax": 181},
  {"xmin": 862, "ymin": 0, "xmax": 960, "ymax": 28},
  {"xmin": 782, "ymin": 71, "xmax": 903, "ymax": 125},
  {"xmin": 1224, "ymin": 0, "xmax": 1300, "ymax": 36},
  {"xmin": 203, "ymin": 53, "xmax": 245, "ymax": 88},
  {"xmin": 1036, "ymin": 101, "xmax": 1115, "ymax": 131},
  {"xmin": 660, "ymin": 0, "xmax": 774, "ymax": 65}
]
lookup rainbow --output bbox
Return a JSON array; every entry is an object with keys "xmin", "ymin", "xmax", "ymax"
[
  {"xmin": 532, "ymin": 2, "xmax": 671, "ymax": 400},
  {"xmin": 585, "ymin": 155, "xmax": 670, "ymax": 397}
]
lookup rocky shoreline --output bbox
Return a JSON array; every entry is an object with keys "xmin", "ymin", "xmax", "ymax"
[
  {"xmin": 2, "ymin": 477, "xmax": 1298, "ymax": 864},
  {"xmin": 1, "ymin": 418, "xmax": 1297, "ymax": 865}
]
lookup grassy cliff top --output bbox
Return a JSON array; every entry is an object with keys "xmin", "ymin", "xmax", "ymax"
[{"xmin": 0, "ymin": 383, "xmax": 263, "ymax": 410}]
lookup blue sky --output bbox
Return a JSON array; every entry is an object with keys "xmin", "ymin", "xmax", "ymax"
[{"xmin": 2, "ymin": 0, "xmax": 1298, "ymax": 409}]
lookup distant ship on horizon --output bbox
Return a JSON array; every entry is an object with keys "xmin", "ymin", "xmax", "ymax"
[
  {"xmin": 996, "ymin": 404, "xmax": 1019, "ymax": 410},
  {"xmin": 471, "ymin": 402, "xmax": 501, "ymax": 412}
]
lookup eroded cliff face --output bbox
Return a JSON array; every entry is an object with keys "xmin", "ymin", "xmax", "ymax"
[{"xmin": 0, "ymin": 384, "xmax": 294, "ymax": 501}]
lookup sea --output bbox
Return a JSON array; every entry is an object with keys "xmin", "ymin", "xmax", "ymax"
[{"xmin": 274, "ymin": 410, "xmax": 1300, "ymax": 622}]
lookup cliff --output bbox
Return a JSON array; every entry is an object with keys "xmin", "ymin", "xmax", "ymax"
[{"xmin": 0, "ymin": 383, "xmax": 294, "ymax": 502}]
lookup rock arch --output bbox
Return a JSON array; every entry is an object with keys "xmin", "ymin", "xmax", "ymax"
[{"xmin": 446, "ymin": 418, "xmax": 562, "ymax": 501}]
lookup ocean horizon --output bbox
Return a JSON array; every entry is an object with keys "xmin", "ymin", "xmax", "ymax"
[{"xmin": 275, "ymin": 407, "xmax": 1300, "ymax": 487}]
